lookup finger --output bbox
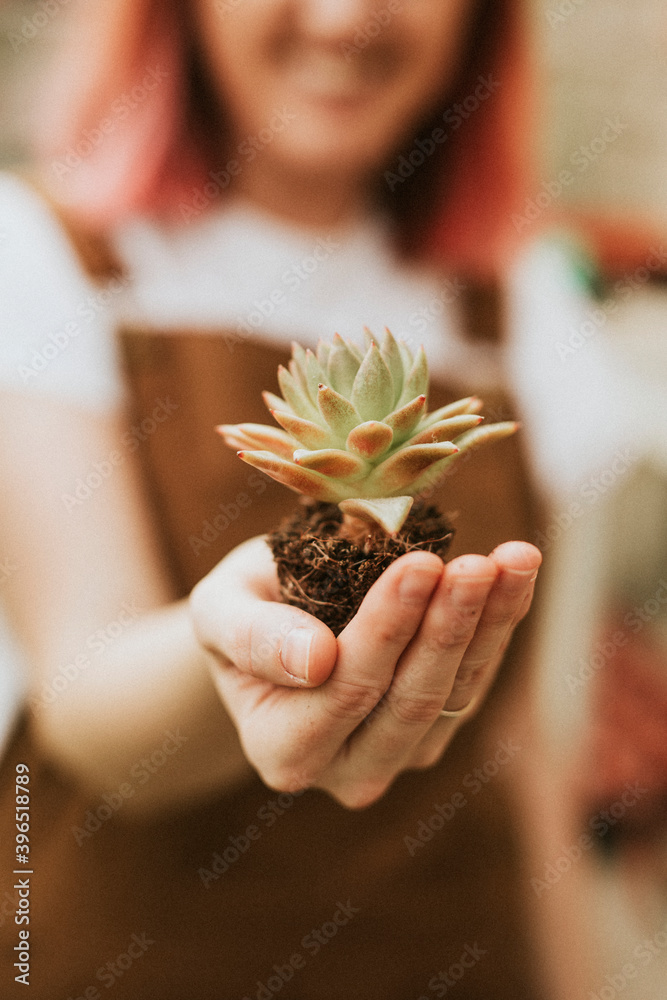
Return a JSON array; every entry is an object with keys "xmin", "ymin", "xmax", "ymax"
[
  {"xmin": 441, "ymin": 541, "xmax": 541, "ymax": 712},
  {"xmin": 190, "ymin": 536, "xmax": 338, "ymax": 688},
  {"xmin": 257, "ymin": 550, "xmax": 443, "ymax": 787},
  {"xmin": 320, "ymin": 554, "xmax": 498, "ymax": 806}
]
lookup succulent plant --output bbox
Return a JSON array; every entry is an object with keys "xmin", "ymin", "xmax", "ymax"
[{"xmin": 217, "ymin": 329, "xmax": 517, "ymax": 537}]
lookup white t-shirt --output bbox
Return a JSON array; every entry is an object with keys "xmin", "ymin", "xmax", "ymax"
[{"xmin": 0, "ymin": 173, "xmax": 636, "ymax": 748}]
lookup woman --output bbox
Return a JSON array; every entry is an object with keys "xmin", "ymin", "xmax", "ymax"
[{"xmin": 0, "ymin": 1, "xmax": 597, "ymax": 996}]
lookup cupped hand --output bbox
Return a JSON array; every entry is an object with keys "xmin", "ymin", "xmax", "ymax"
[{"xmin": 190, "ymin": 535, "xmax": 541, "ymax": 809}]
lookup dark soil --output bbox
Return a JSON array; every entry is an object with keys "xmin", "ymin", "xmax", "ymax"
[{"xmin": 267, "ymin": 498, "xmax": 454, "ymax": 636}]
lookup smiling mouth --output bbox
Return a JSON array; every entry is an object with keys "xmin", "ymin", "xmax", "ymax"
[{"xmin": 278, "ymin": 44, "xmax": 399, "ymax": 102}]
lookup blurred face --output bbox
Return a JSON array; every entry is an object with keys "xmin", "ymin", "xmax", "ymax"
[{"xmin": 194, "ymin": 0, "xmax": 476, "ymax": 182}]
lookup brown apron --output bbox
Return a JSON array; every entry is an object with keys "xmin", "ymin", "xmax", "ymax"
[{"xmin": 0, "ymin": 212, "xmax": 541, "ymax": 999}]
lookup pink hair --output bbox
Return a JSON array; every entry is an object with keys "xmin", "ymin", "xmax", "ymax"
[{"xmin": 35, "ymin": 0, "xmax": 535, "ymax": 278}]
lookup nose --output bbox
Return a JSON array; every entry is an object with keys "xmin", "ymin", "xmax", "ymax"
[{"xmin": 298, "ymin": 0, "xmax": 373, "ymax": 40}]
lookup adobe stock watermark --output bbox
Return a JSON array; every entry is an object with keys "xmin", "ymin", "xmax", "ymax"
[
  {"xmin": 223, "ymin": 234, "xmax": 341, "ymax": 353},
  {"xmin": 555, "ymin": 246, "xmax": 667, "ymax": 361},
  {"xmin": 198, "ymin": 786, "xmax": 306, "ymax": 888},
  {"xmin": 564, "ymin": 577, "xmax": 667, "ymax": 693},
  {"xmin": 545, "ymin": 0, "xmax": 589, "ymax": 28},
  {"xmin": 530, "ymin": 781, "xmax": 649, "ymax": 897},
  {"xmin": 534, "ymin": 447, "xmax": 638, "ymax": 553},
  {"xmin": 18, "ymin": 272, "xmax": 130, "ymax": 383},
  {"xmin": 416, "ymin": 942, "xmax": 487, "ymax": 999},
  {"xmin": 71, "ymin": 730, "xmax": 188, "ymax": 846},
  {"xmin": 30, "ymin": 600, "xmax": 143, "ymax": 711},
  {"xmin": 385, "ymin": 75, "xmax": 500, "ymax": 191},
  {"xmin": 189, "ymin": 473, "xmax": 268, "ymax": 556},
  {"xmin": 404, "ymin": 739, "xmax": 522, "ymax": 856},
  {"xmin": 63, "ymin": 931, "xmax": 155, "ymax": 998},
  {"xmin": 340, "ymin": 0, "xmax": 403, "ymax": 61},
  {"xmin": 240, "ymin": 901, "xmax": 360, "ymax": 1000},
  {"xmin": 178, "ymin": 107, "xmax": 297, "ymax": 222},
  {"xmin": 51, "ymin": 66, "xmax": 170, "ymax": 178},
  {"xmin": 512, "ymin": 116, "xmax": 628, "ymax": 232},
  {"xmin": 7, "ymin": 0, "xmax": 71, "ymax": 54},
  {"xmin": 589, "ymin": 921, "xmax": 667, "ymax": 1000},
  {"xmin": 408, "ymin": 277, "xmax": 467, "ymax": 337},
  {"xmin": 61, "ymin": 397, "xmax": 179, "ymax": 512}
]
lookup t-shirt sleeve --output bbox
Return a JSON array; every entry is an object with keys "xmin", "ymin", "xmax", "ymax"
[{"xmin": 0, "ymin": 173, "xmax": 126, "ymax": 410}]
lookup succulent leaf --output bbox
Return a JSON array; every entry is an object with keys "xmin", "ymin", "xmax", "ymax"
[
  {"xmin": 418, "ymin": 396, "xmax": 482, "ymax": 431},
  {"xmin": 304, "ymin": 350, "xmax": 326, "ymax": 404},
  {"xmin": 397, "ymin": 345, "xmax": 428, "ymax": 408},
  {"xmin": 405, "ymin": 423, "xmax": 518, "ymax": 496},
  {"xmin": 346, "ymin": 421, "xmax": 393, "ymax": 460},
  {"xmin": 270, "ymin": 410, "xmax": 332, "ymax": 449},
  {"xmin": 351, "ymin": 342, "xmax": 394, "ymax": 421},
  {"xmin": 406, "ymin": 414, "xmax": 483, "ymax": 448},
  {"xmin": 221, "ymin": 333, "xmax": 520, "ymax": 534},
  {"xmin": 294, "ymin": 448, "xmax": 367, "ymax": 479},
  {"xmin": 339, "ymin": 496, "xmax": 414, "ymax": 536},
  {"xmin": 237, "ymin": 450, "xmax": 350, "ymax": 502},
  {"xmin": 380, "ymin": 328, "xmax": 404, "ymax": 404},
  {"xmin": 216, "ymin": 422, "xmax": 296, "ymax": 460},
  {"xmin": 316, "ymin": 339, "xmax": 330, "ymax": 369},
  {"xmin": 262, "ymin": 390, "xmax": 293, "ymax": 415},
  {"xmin": 384, "ymin": 394, "xmax": 427, "ymax": 440},
  {"xmin": 368, "ymin": 441, "xmax": 459, "ymax": 493},
  {"xmin": 317, "ymin": 383, "xmax": 361, "ymax": 439},
  {"xmin": 447, "ymin": 422, "xmax": 518, "ymax": 456},
  {"xmin": 277, "ymin": 365, "xmax": 319, "ymax": 420},
  {"xmin": 327, "ymin": 333, "xmax": 360, "ymax": 397}
]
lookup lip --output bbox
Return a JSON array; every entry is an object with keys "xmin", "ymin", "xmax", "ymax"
[{"xmin": 278, "ymin": 45, "xmax": 397, "ymax": 106}]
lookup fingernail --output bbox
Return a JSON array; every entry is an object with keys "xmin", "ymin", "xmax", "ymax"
[
  {"xmin": 505, "ymin": 566, "xmax": 539, "ymax": 582},
  {"xmin": 399, "ymin": 568, "xmax": 440, "ymax": 606},
  {"xmin": 280, "ymin": 628, "xmax": 315, "ymax": 683}
]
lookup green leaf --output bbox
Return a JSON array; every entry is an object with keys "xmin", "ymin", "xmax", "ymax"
[
  {"xmin": 370, "ymin": 441, "xmax": 459, "ymax": 493},
  {"xmin": 327, "ymin": 333, "xmax": 360, "ymax": 397},
  {"xmin": 398, "ymin": 345, "xmax": 428, "ymax": 408},
  {"xmin": 317, "ymin": 384, "xmax": 362, "ymax": 439},
  {"xmin": 417, "ymin": 396, "xmax": 482, "ymax": 431},
  {"xmin": 271, "ymin": 409, "xmax": 332, "ymax": 449},
  {"xmin": 346, "ymin": 337, "xmax": 364, "ymax": 363},
  {"xmin": 304, "ymin": 349, "xmax": 326, "ymax": 405},
  {"xmin": 346, "ymin": 421, "xmax": 393, "ymax": 460},
  {"xmin": 383, "ymin": 394, "xmax": 427, "ymax": 440},
  {"xmin": 277, "ymin": 365, "xmax": 320, "ymax": 420},
  {"xmin": 316, "ymin": 339, "xmax": 331, "ymax": 369},
  {"xmin": 293, "ymin": 448, "xmax": 366, "ymax": 480},
  {"xmin": 405, "ymin": 414, "xmax": 483, "ymax": 447},
  {"xmin": 262, "ymin": 390, "xmax": 293, "ymax": 415},
  {"xmin": 216, "ymin": 422, "xmax": 296, "ymax": 460},
  {"xmin": 236, "ymin": 450, "xmax": 351, "ymax": 502},
  {"xmin": 351, "ymin": 343, "xmax": 395, "ymax": 420},
  {"xmin": 339, "ymin": 496, "xmax": 414, "ymax": 535},
  {"xmin": 407, "ymin": 422, "xmax": 519, "ymax": 496},
  {"xmin": 380, "ymin": 328, "xmax": 404, "ymax": 405}
]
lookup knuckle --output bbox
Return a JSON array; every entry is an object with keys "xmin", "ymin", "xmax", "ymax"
[
  {"xmin": 480, "ymin": 606, "xmax": 515, "ymax": 631},
  {"xmin": 388, "ymin": 691, "xmax": 445, "ymax": 725},
  {"xmin": 448, "ymin": 602, "xmax": 484, "ymax": 641},
  {"xmin": 325, "ymin": 679, "xmax": 386, "ymax": 722},
  {"xmin": 452, "ymin": 661, "xmax": 487, "ymax": 689}
]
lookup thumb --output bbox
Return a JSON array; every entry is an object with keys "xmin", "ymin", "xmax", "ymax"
[{"xmin": 190, "ymin": 536, "xmax": 338, "ymax": 687}]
